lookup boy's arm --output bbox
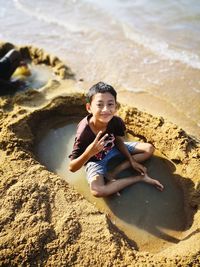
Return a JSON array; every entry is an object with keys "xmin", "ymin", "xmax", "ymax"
[
  {"xmin": 68, "ymin": 149, "xmax": 93, "ymax": 172},
  {"xmin": 115, "ymin": 136, "xmax": 146, "ymax": 175},
  {"xmin": 69, "ymin": 131, "xmax": 108, "ymax": 172}
]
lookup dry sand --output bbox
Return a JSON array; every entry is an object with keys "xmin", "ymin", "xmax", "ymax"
[{"xmin": 0, "ymin": 42, "xmax": 199, "ymax": 266}]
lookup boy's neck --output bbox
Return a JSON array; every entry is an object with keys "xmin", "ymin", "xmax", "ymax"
[{"xmin": 89, "ymin": 116, "xmax": 107, "ymax": 134}]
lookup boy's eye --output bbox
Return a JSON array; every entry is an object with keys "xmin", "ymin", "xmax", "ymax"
[
  {"xmin": 96, "ymin": 103, "xmax": 115, "ymax": 108},
  {"xmin": 97, "ymin": 104, "xmax": 103, "ymax": 108}
]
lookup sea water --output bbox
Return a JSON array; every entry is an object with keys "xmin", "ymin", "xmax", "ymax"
[
  {"xmin": 0, "ymin": 0, "xmax": 200, "ymax": 137},
  {"xmin": 36, "ymin": 121, "xmax": 187, "ymax": 252}
]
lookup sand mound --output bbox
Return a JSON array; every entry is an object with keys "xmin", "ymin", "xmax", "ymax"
[{"xmin": 0, "ymin": 43, "xmax": 199, "ymax": 266}]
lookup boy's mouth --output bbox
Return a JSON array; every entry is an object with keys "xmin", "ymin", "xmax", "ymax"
[{"xmin": 101, "ymin": 114, "xmax": 112, "ymax": 118}]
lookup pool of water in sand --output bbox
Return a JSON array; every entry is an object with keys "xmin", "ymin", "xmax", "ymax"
[
  {"xmin": 12, "ymin": 63, "xmax": 55, "ymax": 89},
  {"xmin": 36, "ymin": 120, "xmax": 187, "ymax": 252}
]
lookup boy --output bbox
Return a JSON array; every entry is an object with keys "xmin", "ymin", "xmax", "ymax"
[{"xmin": 69, "ymin": 82, "xmax": 164, "ymax": 197}]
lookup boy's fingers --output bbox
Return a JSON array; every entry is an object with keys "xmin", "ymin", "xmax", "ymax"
[
  {"xmin": 134, "ymin": 163, "xmax": 146, "ymax": 175},
  {"xmin": 137, "ymin": 163, "xmax": 146, "ymax": 172},
  {"xmin": 94, "ymin": 131, "xmax": 103, "ymax": 142},
  {"xmin": 140, "ymin": 167, "xmax": 146, "ymax": 173},
  {"xmin": 137, "ymin": 168, "xmax": 144, "ymax": 175},
  {"xmin": 99, "ymin": 133, "xmax": 108, "ymax": 142},
  {"xmin": 94, "ymin": 131, "xmax": 108, "ymax": 143}
]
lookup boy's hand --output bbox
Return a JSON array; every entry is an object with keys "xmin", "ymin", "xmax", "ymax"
[
  {"xmin": 86, "ymin": 131, "xmax": 108, "ymax": 157},
  {"xmin": 131, "ymin": 161, "xmax": 147, "ymax": 175}
]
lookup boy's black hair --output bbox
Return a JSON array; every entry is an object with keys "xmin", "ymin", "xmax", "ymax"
[{"xmin": 86, "ymin": 82, "xmax": 117, "ymax": 103}]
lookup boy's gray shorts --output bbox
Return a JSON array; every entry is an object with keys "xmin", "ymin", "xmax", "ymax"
[{"xmin": 85, "ymin": 142, "xmax": 137, "ymax": 183}]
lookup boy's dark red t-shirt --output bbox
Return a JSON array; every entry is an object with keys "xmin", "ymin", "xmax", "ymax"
[{"xmin": 69, "ymin": 114, "xmax": 126, "ymax": 162}]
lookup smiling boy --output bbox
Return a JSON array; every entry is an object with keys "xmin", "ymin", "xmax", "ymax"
[{"xmin": 69, "ymin": 82, "xmax": 163, "ymax": 197}]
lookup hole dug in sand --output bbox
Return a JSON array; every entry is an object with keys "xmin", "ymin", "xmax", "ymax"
[
  {"xmin": 17, "ymin": 95, "xmax": 198, "ymax": 255},
  {"xmin": 35, "ymin": 120, "xmax": 188, "ymax": 253},
  {"xmin": 0, "ymin": 42, "xmax": 74, "ymax": 94},
  {"xmin": 5, "ymin": 94, "xmax": 199, "ymax": 266}
]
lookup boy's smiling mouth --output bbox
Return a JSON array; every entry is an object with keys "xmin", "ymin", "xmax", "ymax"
[
  {"xmin": 101, "ymin": 113, "xmax": 111, "ymax": 116},
  {"xmin": 100, "ymin": 113, "xmax": 112, "ymax": 119}
]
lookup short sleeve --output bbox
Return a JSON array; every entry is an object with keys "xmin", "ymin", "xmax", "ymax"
[
  {"xmin": 107, "ymin": 116, "xmax": 126, "ymax": 136},
  {"xmin": 69, "ymin": 116, "xmax": 95, "ymax": 160}
]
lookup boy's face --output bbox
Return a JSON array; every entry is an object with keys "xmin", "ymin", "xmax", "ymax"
[{"xmin": 86, "ymin": 92, "xmax": 117, "ymax": 124}]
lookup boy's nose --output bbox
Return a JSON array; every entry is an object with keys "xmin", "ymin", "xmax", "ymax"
[{"xmin": 102, "ymin": 105, "xmax": 109, "ymax": 111}]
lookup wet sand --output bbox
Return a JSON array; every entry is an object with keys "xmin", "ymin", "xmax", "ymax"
[{"xmin": 0, "ymin": 42, "xmax": 199, "ymax": 266}]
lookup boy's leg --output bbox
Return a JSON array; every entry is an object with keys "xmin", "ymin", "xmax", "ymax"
[
  {"xmin": 86, "ymin": 159, "xmax": 145, "ymax": 197},
  {"xmin": 108, "ymin": 142, "xmax": 154, "ymax": 179},
  {"xmin": 90, "ymin": 173, "xmax": 163, "ymax": 197},
  {"xmin": 132, "ymin": 142, "xmax": 155, "ymax": 161},
  {"xmin": 86, "ymin": 148, "xmax": 163, "ymax": 197}
]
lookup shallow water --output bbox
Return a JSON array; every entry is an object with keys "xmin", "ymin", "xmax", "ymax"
[
  {"xmin": 12, "ymin": 63, "xmax": 54, "ymax": 89},
  {"xmin": 36, "ymin": 121, "xmax": 188, "ymax": 252},
  {"xmin": 0, "ymin": 0, "xmax": 200, "ymax": 138},
  {"xmin": 25, "ymin": 64, "xmax": 55, "ymax": 89}
]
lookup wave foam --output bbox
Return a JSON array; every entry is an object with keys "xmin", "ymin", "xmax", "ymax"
[
  {"xmin": 122, "ymin": 23, "xmax": 200, "ymax": 70},
  {"xmin": 13, "ymin": 0, "xmax": 88, "ymax": 34}
]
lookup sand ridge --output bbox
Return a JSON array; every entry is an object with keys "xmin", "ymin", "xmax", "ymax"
[{"xmin": 0, "ymin": 42, "xmax": 199, "ymax": 266}]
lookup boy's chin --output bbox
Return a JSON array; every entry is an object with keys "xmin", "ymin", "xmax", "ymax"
[{"xmin": 99, "ymin": 116, "xmax": 113, "ymax": 123}]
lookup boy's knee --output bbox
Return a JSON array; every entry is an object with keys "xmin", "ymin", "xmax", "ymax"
[
  {"xmin": 146, "ymin": 143, "xmax": 155, "ymax": 155},
  {"xmin": 90, "ymin": 185, "xmax": 107, "ymax": 198}
]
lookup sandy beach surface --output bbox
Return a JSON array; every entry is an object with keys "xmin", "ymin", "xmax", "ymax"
[{"xmin": 0, "ymin": 43, "xmax": 200, "ymax": 266}]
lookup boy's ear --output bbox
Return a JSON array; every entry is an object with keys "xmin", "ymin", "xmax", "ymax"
[{"xmin": 86, "ymin": 103, "xmax": 91, "ymax": 113}]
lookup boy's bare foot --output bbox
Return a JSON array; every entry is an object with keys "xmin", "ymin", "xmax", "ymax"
[{"xmin": 142, "ymin": 174, "xmax": 164, "ymax": 191}]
